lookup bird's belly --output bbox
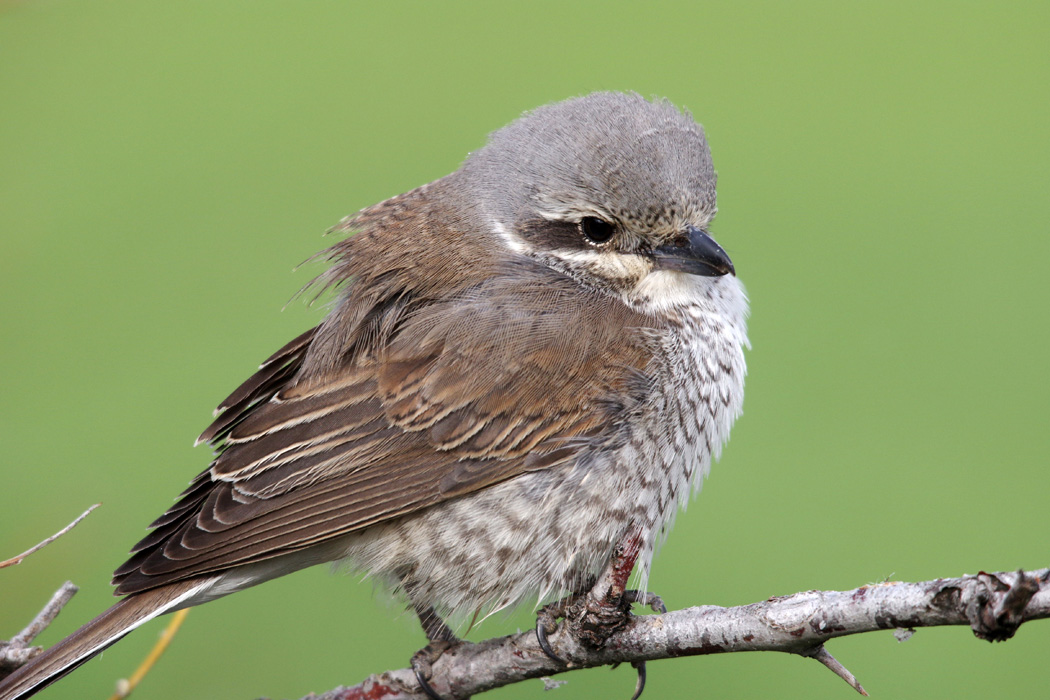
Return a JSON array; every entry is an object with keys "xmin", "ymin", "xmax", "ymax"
[{"xmin": 337, "ymin": 464, "xmax": 635, "ymax": 622}]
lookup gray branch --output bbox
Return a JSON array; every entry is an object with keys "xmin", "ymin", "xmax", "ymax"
[
  {"xmin": 1, "ymin": 569, "xmax": 1046, "ymax": 697},
  {"xmin": 0, "ymin": 582, "xmax": 79, "ymax": 676},
  {"xmin": 302, "ymin": 568, "xmax": 1050, "ymax": 700}
]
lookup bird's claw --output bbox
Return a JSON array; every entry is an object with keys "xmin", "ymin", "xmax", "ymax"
[
  {"xmin": 535, "ymin": 618, "xmax": 563, "ymax": 663},
  {"xmin": 629, "ymin": 660, "xmax": 647, "ymax": 700},
  {"xmin": 623, "ymin": 590, "xmax": 662, "ymax": 700},
  {"xmin": 620, "ymin": 591, "xmax": 662, "ymax": 700},
  {"xmin": 625, "ymin": 590, "xmax": 667, "ymax": 614},
  {"xmin": 535, "ymin": 596, "xmax": 574, "ymax": 663},
  {"xmin": 410, "ymin": 640, "xmax": 458, "ymax": 700}
]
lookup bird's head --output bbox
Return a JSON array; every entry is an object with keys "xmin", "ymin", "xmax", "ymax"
[{"xmin": 458, "ymin": 92, "xmax": 736, "ymax": 310}]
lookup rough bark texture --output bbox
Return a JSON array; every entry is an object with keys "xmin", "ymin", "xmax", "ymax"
[{"xmin": 296, "ymin": 568, "xmax": 1049, "ymax": 700}]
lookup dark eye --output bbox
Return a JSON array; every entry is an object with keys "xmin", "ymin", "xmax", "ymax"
[{"xmin": 579, "ymin": 217, "xmax": 615, "ymax": 245}]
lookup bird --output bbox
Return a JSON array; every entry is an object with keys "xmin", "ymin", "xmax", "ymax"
[{"xmin": 0, "ymin": 91, "xmax": 749, "ymax": 700}]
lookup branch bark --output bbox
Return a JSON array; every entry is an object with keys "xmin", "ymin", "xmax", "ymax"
[
  {"xmin": 1, "ymin": 569, "xmax": 1046, "ymax": 697},
  {"xmin": 0, "ymin": 582, "xmax": 79, "ymax": 675},
  {"xmin": 302, "ymin": 568, "xmax": 1050, "ymax": 700}
]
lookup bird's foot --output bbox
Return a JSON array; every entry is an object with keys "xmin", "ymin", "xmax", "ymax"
[
  {"xmin": 535, "ymin": 589, "xmax": 586, "ymax": 663},
  {"xmin": 409, "ymin": 602, "xmax": 469, "ymax": 700},
  {"xmin": 534, "ymin": 534, "xmax": 668, "ymax": 699},
  {"xmin": 624, "ymin": 589, "xmax": 667, "ymax": 615},
  {"xmin": 411, "ymin": 638, "xmax": 471, "ymax": 700},
  {"xmin": 537, "ymin": 588, "xmax": 667, "ymax": 658},
  {"xmin": 535, "ymin": 587, "xmax": 666, "ymax": 699},
  {"xmin": 617, "ymin": 592, "xmax": 667, "ymax": 700}
]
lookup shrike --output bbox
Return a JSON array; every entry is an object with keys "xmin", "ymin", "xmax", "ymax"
[{"xmin": 0, "ymin": 92, "xmax": 748, "ymax": 700}]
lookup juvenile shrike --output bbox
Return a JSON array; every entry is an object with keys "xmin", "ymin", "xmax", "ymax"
[{"xmin": 0, "ymin": 92, "xmax": 748, "ymax": 700}]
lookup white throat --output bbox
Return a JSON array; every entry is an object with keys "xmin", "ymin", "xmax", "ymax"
[{"xmin": 630, "ymin": 269, "xmax": 749, "ymax": 326}]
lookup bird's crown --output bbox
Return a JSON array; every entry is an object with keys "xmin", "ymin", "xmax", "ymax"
[{"xmin": 462, "ymin": 92, "xmax": 717, "ymax": 238}]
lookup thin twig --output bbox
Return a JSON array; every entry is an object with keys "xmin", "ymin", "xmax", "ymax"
[
  {"xmin": 108, "ymin": 609, "xmax": 191, "ymax": 700},
  {"xmin": 800, "ymin": 645, "xmax": 868, "ymax": 696},
  {"xmin": 0, "ymin": 504, "xmax": 100, "ymax": 569}
]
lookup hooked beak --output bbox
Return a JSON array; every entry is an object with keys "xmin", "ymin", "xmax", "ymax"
[{"xmin": 652, "ymin": 226, "xmax": 735, "ymax": 277}]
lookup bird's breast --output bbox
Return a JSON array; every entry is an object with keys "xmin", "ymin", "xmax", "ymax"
[
  {"xmin": 590, "ymin": 280, "xmax": 749, "ymax": 592},
  {"xmin": 336, "ymin": 277, "xmax": 748, "ymax": 623}
]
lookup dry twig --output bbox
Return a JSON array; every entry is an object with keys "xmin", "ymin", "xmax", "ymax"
[
  {"xmin": 0, "ymin": 504, "xmax": 100, "ymax": 570},
  {"xmin": 0, "ymin": 506, "xmax": 98, "ymax": 679},
  {"xmin": 298, "ymin": 568, "xmax": 1049, "ymax": 700},
  {"xmin": 0, "ymin": 583, "xmax": 79, "ymax": 676}
]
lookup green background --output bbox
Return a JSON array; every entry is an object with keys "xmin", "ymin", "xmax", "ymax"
[{"xmin": 1, "ymin": 2, "xmax": 1047, "ymax": 699}]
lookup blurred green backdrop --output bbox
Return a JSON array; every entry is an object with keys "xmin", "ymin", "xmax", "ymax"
[{"xmin": 1, "ymin": 2, "xmax": 1047, "ymax": 699}]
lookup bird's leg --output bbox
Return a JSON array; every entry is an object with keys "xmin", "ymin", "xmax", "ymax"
[
  {"xmin": 576, "ymin": 530, "xmax": 644, "ymax": 647},
  {"xmin": 415, "ymin": 602, "xmax": 458, "ymax": 646},
  {"xmin": 409, "ymin": 601, "xmax": 469, "ymax": 700},
  {"xmin": 535, "ymin": 532, "xmax": 667, "ymax": 700}
]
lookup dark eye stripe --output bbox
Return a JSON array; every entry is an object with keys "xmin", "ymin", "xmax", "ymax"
[
  {"xmin": 514, "ymin": 217, "xmax": 621, "ymax": 253},
  {"xmin": 516, "ymin": 218, "xmax": 588, "ymax": 249}
]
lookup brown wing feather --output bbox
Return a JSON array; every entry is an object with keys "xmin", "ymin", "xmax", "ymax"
[
  {"xmin": 195, "ymin": 327, "xmax": 317, "ymax": 446},
  {"xmin": 114, "ymin": 200, "xmax": 659, "ymax": 597}
]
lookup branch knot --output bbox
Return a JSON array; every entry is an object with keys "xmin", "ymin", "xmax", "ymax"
[{"xmin": 967, "ymin": 569, "xmax": 1041, "ymax": 642}]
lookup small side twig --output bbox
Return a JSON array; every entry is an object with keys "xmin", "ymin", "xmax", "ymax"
[
  {"xmin": 0, "ymin": 504, "xmax": 100, "ymax": 570},
  {"xmin": 10, "ymin": 582, "xmax": 80, "ymax": 648},
  {"xmin": 0, "ymin": 583, "xmax": 79, "ymax": 676},
  {"xmin": 1, "ymin": 505, "xmax": 98, "ymax": 680},
  {"xmin": 799, "ymin": 644, "xmax": 868, "ymax": 696}
]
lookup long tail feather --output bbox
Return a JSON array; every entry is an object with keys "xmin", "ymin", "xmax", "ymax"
[{"xmin": 0, "ymin": 579, "xmax": 209, "ymax": 700}]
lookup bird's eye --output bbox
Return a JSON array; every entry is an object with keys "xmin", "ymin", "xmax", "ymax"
[{"xmin": 579, "ymin": 217, "xmax": 615, "ymax": 245}]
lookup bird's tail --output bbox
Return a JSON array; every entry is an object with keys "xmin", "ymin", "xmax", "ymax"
[{"xmin": 0, "ymin": 579, "xmax": 208, "ymax": 700}]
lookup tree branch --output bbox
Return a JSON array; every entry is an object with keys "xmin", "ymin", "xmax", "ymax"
[
  {"xmin": 303, "ymin": 568, "xmax": 1049, "ymax": 700},
  {"xmin": 0, "ymin": 582, "xmax": 79, "ymax": 676}
]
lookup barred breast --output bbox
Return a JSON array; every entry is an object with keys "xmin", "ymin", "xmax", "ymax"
[{"xmin": 336, "ymin": 273, "xmax": 748, "ymax": 624}]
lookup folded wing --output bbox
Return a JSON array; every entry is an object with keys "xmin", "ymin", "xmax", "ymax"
[{"xmin": 113, "ymin": 266, "xmax": 658, "ymax": 596}]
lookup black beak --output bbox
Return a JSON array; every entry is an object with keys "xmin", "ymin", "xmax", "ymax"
[{"xmin": 652, "ymin": 226, "xmax": 735, "ymax": 277}]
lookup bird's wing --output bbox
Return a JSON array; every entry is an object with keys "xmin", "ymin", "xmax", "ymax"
[{"xmin": 112, "ymin": 270, "xmax": 658, "ymax": 595}]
